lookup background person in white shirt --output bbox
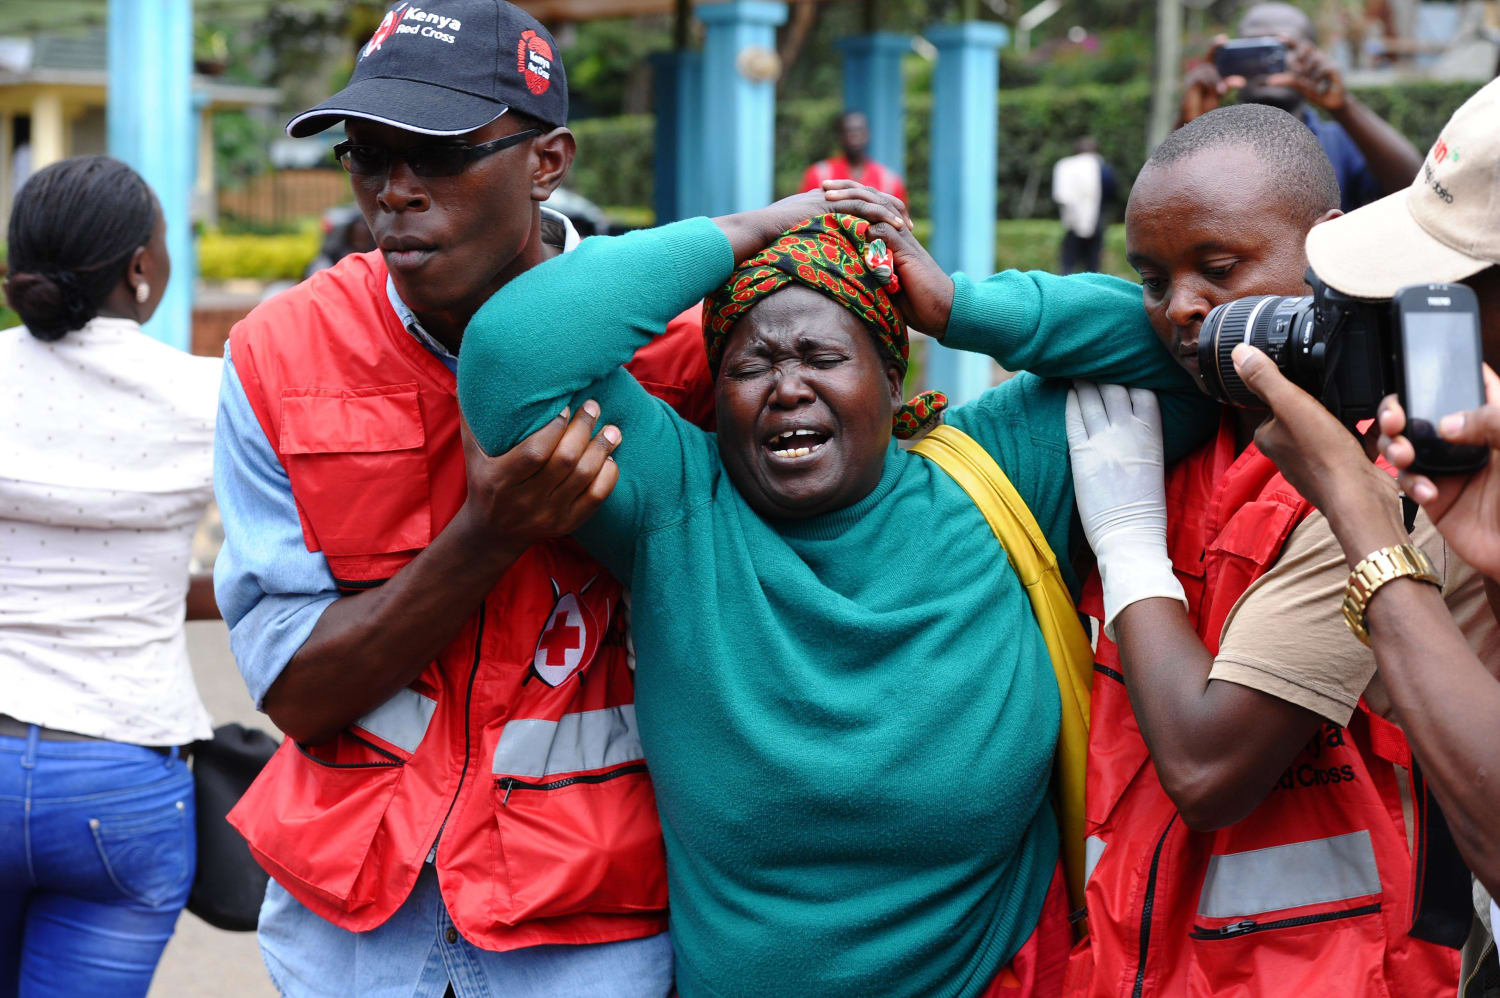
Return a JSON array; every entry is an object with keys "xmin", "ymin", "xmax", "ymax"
[
  {"xmin": 1052, "ymin": 137, "xmax": 1117, "ymax": 275},
  {"xmin": 0, "ymin": 156, "xmax": 221, "ymax": 998}
]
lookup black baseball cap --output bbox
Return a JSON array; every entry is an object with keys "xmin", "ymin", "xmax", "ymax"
[{"xmin": 287, "ymin": 0, "xmax": 568, "ymax": 138}]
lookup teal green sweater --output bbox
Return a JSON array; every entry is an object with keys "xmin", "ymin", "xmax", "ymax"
[{"xmin": 458, "ymin": 218, "xmax": 1213, "ymax": 998}]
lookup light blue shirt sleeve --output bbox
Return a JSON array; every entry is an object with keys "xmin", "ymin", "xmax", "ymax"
[{"xmin": 212, "ymin": 345, "xmax": 339, "ymax": 709}]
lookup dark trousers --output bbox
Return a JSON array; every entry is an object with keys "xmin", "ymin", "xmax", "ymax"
[{"xmin": 1061, "ymin": 229, "xmax": 1103, "ymax": 275}]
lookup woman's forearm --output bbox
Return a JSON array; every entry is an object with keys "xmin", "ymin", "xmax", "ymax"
[
  {"xmin": 944, "ymin": 272, "xmax": 1187, "ymax": 388},
  {"xmin": 458, "ymin": 218, "xmax": 734, "ymax": 456},
  {"xmin": 945, "ymin": 271, "xmax": 1216, "ymax": 460}
]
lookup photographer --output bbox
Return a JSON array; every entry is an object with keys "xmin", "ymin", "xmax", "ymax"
[
  {"xmin": 1181, "ymin": 1, "xmax": 1423, "ymax": 210},
  {"xmin": 1231, "ymin": 78, "xmax": 1500, "ymax": 914},
  {"xmin": 1060, "ymin": 102, "xmax": 1495, "ymax": 997}
]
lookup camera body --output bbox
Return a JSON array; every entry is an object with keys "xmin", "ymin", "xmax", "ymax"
[
  {"xmin": 1198, "ymin": 276, "xmax": 1489, "ymax": 476},
  {"xmin": 1213, "ymin": 37, "xmax": 1288, "ymax": 80}
]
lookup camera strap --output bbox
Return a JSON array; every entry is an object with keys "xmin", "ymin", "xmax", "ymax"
[
  {"xmin": 1407, "ymin": 759, "xmax": 1475, "ymax": 949},
  {"xmin": 1395, "ymin": 490, "xmax": 1473, "ymax": 949},
  {"xmin": 1402, "ymin": 495, "xmax": 1420, "ymax": 534}
]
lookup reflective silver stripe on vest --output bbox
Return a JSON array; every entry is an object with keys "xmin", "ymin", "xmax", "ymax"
[
  {"xmin": 353, "ymin": 687, "xmax": 437, "ymax": 755},
  {"xmin": 1085, "ymin": 835, "xmax": 1108, "ymax": 884},
  {"xmin": 492, "ymin": 704, "xmax": 643, "ymax": 780},
  {"xmin": 1197, "ymin": 830, "xmax": 1381, "ymax": 919}
]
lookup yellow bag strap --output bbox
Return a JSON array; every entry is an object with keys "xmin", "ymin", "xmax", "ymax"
[{"xmin": 911, "ymin": 423, "xmax": 1094, "ymax": 916}]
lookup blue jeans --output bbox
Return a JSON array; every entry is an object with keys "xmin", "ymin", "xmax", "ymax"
[
  {"xmin": 259, "ymin": 865, "xmax": 673, "ymax": 997},
  {"xmin": 0, "ymin": 728, "xmax": 195, "ymax": 998}
]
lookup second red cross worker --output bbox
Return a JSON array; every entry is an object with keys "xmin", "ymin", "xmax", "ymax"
[{"xmin": 211, "ymin": 2, "xmax": 710, "ymax": 994}]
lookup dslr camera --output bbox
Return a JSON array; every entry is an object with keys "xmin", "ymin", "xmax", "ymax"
[{"xmin": 1198, "ymin": 274, "xmax": 1489, "ymax": 476}]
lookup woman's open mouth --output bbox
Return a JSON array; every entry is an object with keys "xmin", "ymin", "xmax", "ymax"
[{"xmin": 765, "ymin": 428, "xmax": 831, "ymax": 461}]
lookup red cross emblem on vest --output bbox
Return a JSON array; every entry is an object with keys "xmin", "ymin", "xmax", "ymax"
[{"xmin": 529, "ymin": 576, "xmax": 608, "ymax": 687}]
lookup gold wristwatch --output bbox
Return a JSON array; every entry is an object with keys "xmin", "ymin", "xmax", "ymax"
[{"xmin": 1341, "ymin": 543, "xmax": 1441, "ymax": 646}]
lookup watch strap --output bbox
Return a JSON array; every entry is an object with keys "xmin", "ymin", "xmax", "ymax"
[{"xmin": 1342, "ymin": 543, "xmax": 1441, "ymax": 646}]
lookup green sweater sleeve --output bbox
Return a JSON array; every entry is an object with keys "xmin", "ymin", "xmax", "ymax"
[
  {"xmin": 456, "ymin": 216, "xmax": 735, "ymax": 576},
  {"xmin": 940, "ymin": 269, "xmax": 1220, "ymax": 582}
]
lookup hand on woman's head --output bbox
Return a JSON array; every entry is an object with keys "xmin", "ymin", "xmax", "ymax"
[
  {"xmin": 715, "ymin": 184, "xmax": 907, "ymax": 264},
  {"xmin": 855, "ymin": 219, "xmax": 954, "ymax": 337}
]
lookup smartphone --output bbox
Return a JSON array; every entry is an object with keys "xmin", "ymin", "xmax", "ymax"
[
  {"xmin": 1392, "ymin": 283, "xmax": 1489, "ymax": 476},
  {"xmin": 1214, "ymin": 37, "xmax": 1287, "ymax": 80}
]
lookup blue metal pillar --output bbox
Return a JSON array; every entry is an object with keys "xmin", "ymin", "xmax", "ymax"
[
  {"xmin": 926, "ymin": 21, "xmax": 1008, "ymax": 405},
  {"xmin": 108, "ymin": 0, "xmax": 194, "ymax": 351},
  {"xmin": 835, "ymin": 33, "xmax": 910, "ymax": 180},
  {"xmin": 650, "ymin": 50, "xmax": 705, "ymax": 223},
  {"xmin": 697, "ymin": 0, "xmax": 788, "ymax": 217}
]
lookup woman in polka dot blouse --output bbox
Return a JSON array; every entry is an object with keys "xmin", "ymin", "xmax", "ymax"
[{"xmin": 0, "ymin": 156, "xmax": 222, "ymax": 996}]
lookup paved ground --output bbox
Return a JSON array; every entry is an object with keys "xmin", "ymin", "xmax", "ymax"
[{"xmin": 149, "ymin": 620, "xmax": 278, "ymax": 998}]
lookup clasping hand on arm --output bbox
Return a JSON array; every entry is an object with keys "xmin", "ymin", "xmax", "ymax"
[
  {"xmin": 264, "ymin": 405, "xmax": 621, "ymax": 744},
  {"xmin": 1378, "ymin": 364, "xmax": 1500, "ymax": 580},
  {"xmin": 1065, "ymin": 382, "xmax": 1186, "ymax": 636}
]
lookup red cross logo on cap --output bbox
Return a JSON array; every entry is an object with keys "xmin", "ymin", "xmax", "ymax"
[
  {"xmin": 363, "ymin": 3, "xmax": 407, "ymax": 58},
  {"xmin": 517, "ymin": 29, "xmax": 553, "ymax": 96}
]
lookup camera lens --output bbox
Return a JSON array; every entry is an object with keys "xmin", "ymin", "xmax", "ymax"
[{"xmin": 1198, "ymin": 294, "xmax": 1317, "ymax": 407}]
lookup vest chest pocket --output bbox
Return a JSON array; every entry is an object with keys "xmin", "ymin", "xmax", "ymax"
[
  {"xmin": 279, "ymin": 386, "xmax": 432, "ymax": 557},
  {"xmin": 1208, "ymin": 501, "xmax": 1300, "ymax": 567}
]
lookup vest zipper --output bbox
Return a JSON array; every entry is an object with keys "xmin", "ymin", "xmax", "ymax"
[
  {"xmin": 1189, "ymin": 902, "xmax": 1382, "ymax": 940},
  {"xmin": 295, "ymin": 732, "xmax": 403, "ymax": 769},
  {"xmin": 498, "ymin": 761, "xmax": 649, "ymax": 805},
  {"xmin": 1130, "ymin": 815, "xmax": 1176, "ymax": 998},
  {"xmin": 427, "ymin": 602, "xmax": 486, "ymax": 863}
]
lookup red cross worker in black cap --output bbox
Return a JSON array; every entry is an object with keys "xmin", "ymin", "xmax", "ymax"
[
  {"xmin": 210, "ymin": 1, "xmax": 714, "ymax": 992},
  {"xmin": 288, "ymin": 0, "xmax": 573, "ymax": 332}
]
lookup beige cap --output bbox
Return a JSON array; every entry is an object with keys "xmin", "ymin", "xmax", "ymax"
[{"xmin": 1306, "ymin": 77, "xmax": 1500, "ymax": 299}]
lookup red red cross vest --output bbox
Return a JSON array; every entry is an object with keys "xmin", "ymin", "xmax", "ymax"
[
  {"xmin": 1065, "ymin": 415, "xmax": 1460, "ymax": 997},
  {"xmin": 225, "ymin": 250, "xmax": 711, "ymax": 951}
]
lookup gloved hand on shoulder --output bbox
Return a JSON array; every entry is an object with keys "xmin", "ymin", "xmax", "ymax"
[{"xmin": 1065, "ymin": 381, "xmax": 1187, "ymax": 638}]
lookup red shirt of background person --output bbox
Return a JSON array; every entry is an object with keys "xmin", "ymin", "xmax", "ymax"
[{"xmin": 801, "ymin": 110, "xmax": 908, "ymax": 207}]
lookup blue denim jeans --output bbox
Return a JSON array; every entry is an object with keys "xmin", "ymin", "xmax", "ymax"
[
  {"xmin": 259, "ymin": 864, "xmax": 673, "ymax": 998},
  {"xmin": 0, "ymin": 728, "xmax": 195, "ymax": 998}
]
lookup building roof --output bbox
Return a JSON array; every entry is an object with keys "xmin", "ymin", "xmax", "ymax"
[{"xmin": 0, "ymin": 31, "xmax": 280, "ymax": 108}]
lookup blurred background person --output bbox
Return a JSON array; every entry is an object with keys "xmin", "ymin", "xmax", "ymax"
[
  {"xmin": 302, "ymin": 203, "xmax": 375, "ymax": 279},
  {"xmin": 801, "ymin": 110, "xmax": 908, "ymax": 207},
  {"xmin": 1181, "ymin": 1, "xmax": 1424, "ymax": 210},
  {"xmin": 1052, "ymin": 136, "xmax": 1117, "ymax": 274},
  {"xmin": 0, "ymin": 156, "xmax": 220, "ymax": 997}
]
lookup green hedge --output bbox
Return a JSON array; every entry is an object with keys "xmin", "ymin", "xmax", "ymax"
[
  {"xmin": 198, "ymin": 228, "xmax": 320, "ymax": 282},
  {"xmin": 568, "ymin": 78, "xmax": 1482, "ymax": 222}
]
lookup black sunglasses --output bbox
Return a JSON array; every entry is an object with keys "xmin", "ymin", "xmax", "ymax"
[{"xmin": 333, "ymin": 129, "xmax": 542, "ymax": 178}]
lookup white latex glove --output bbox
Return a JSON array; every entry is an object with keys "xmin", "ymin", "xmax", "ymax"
[{"xmin": 1065, "ymin": 381, "xmax": 1186, "ymax": 639}]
